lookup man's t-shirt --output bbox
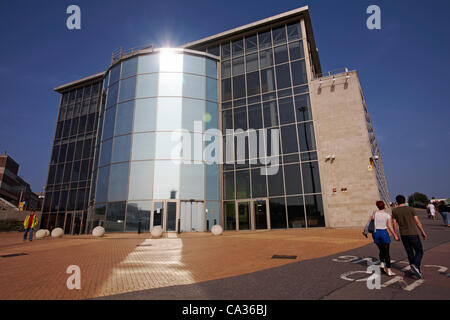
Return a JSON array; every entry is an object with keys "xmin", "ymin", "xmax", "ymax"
[{"xmin": 392, "ymin": 206, "xmax": 418, "ymax": 236}]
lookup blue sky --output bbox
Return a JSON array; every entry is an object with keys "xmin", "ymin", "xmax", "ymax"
[{"xmin": 0, "ymin": 0, "xmax": 449, "ymax": 200}]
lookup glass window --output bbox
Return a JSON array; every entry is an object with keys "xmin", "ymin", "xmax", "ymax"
[
  {"xmin": 279, "ymin": 97, "xmax": 295, "ymax": 125},
  {"xmin": 111, "ymin": 134, "xmax": 131, "ymax": 163},
  {"xmin": 274, "ymin": 45, "xmax": 289, "ymax": 64},
  {"xmin": 136, "ymin": 74, "xmax": 159, "ymax": 98},
  {"xmin": 284, "ymin": 164, "xmax": 302, "ymax": 195},
  {"xmin": 305, "ymin": 195, "xmax": 325, "ymax": 227},
  {"xmin": 74, "ymin": 141, "xmax": 83, "ymax": 160},
  {"xmin": 95, "ymin": 166, "xmax": 110, "ymax": 203},
  {"xmin": 232, "ymin": 39, "xmax": 244, "ymax": 56},
  {"xmin": 232, "ymin": 75, "xmax": 246, "ymax": 99},
  {"xmin": 302, "ymin": 162, "xmax": 321, "ymax": 194},
  {"xmin": 153, "ymin": 160, "xmax": 180, "ymax": 199},
  {"xmin": 108, "ymin": 163, "xmax": 129, "ymax": 201},
  {"xmin": 138, "ymin": 54, "xmax": 159, "ymax": 74},
  {"xmin": 291, "ymin": 60, "xmax": 308, "ymax": 86},
  {"xmin": 115, "ymin": 101, "xmax": 134, "ymax": 136},
  {"xmin": 258, "ymin": 30, "xmax": 272, "ymax": 49},
  {"xmin": 102, "ymin": 105, "xmax": 116, "ymax": 139},
  {"xmin": 223, "ymin": 171, "xmax": 235, "ymax": 200},
  {"xmin": 263, "ymin": 101, "xmax": 278, "ymax": 128},
  {"xmin": 233, "ymin": 107, "xmax": 247, "ymax": 131},
  {"xmin": 245, "ymin": 35, "xmax": 258, "ymax": 53},
  {"xmin": 245, "ymin": 53, "xmax": 258, "ymax": 73},
  {"xmin": 70, "ymin": 118, "xmax": 79, "ymax": 136},
  {"xmin": 207, "ymin": 45, "xmax": 220, "ymax": 56},
  {"xmin": 183, "ymin": 74, "xmax": 205, "ymax": 99},
  {"xmin": 221, "ymin": 60, "xmax": 231, "ymax": 78},
  {"xmin": 298, "ymin": 122, "xmax": 316, "ymax": 151},
  {"xmin": 272, "ymin": 26, "xmax": 287, "ymax": 45},
  {"xmin": 128, "ymin": 161, "xmax": 154, "ymax": 200},
  {"xmin": 221, "ymin": 78, "xmax": 232, "ymax": 101},
  {"xmin": 182, "ymin": 98, "xmax": 204, "ymax": 132},
  {"xmin": 206, "ymin": 164, "xmax": 219, "ymax": 200},
  {"xmin": 155, "ymin": 132, "xmax": 182, "ymax": 159},
  {"xmin": 206, "ymin": 59, "xmax": 217, "ymax": 78},
  {"xmin": 159, "ymin": 73, "xmax": 183, "ymax": 97},
  {"xmin": 118, "ymin": 76, "xmax": 136, "ymax": 102},
  {"xmin": 71, "ymin": 161, "xmax": 80, "ymax": 181},
  {"xmin": 159, "ymin": 50, "xmax": 183, "ymax": 72},
  {"xmin": 269, "ymin": 197, "xmax": 287, "ymax": 229},
  {"xmin": 126, "ymin": 201, "xmax": 151, "ymax": 232},
  {"xmin": 287, "ymin": 196, "xmax": 305, "ymax": 228},
  {"xmin": 221, "ymin": 42, "xmax": 230, "ymax": 59},
  {"xmin": 205, "ymin": 102, "xmax": 218, "ymax": 130},
  {"xmin": 105, "ymin": 202, "xmax": 126, "ymax": 232},
  {"xmin": 99, "ymin": 139, "xmax": 113, "ymax": 166},
  {"xmin": 232, "ymin": 56, "xmax": 244, "ymax": 76},
  {"xmin": 206, "ymin": 78, "xmax": 217, "ymax": 102},
  {"xmin": 235, "ymin": 169, "xmax": 250, "ymax": 199},
  {"xmin": 78, "ymin": 115, "xmax": 87, "ymax": 134},
  {"xmin": 156, "ymin": 97, "xmax": 182, "ymax": 131},
  {"xmin": 261, "ymin": 68, "xmax": 276, "ymax": 93},
  {"xmin": 133, "ymin": 98, "xmax": 156, "ymax": 132},
  {"xmin": 82, "ymin": 138, "xmax": 93, "ymax": 159},
  {"xmin": 180, "ymin": 163, "xmax": 204, "ymax": 199},
  {"xmin": 131, "ymin": 132, "xmax": 155, "ymax": 160},
  {"xmin": 246, "ymin": 71, "xmax": 260, "ymax": 96},
  {"xmin": 251, "ymin": 168, "xmax": 267, "ymax": 198},
  {"xmin": 289, "ymin": 41, "xmax": 305, "ymax": 61},
  {"xmin": 121, "ymin": 58, "xmax": 138, "ymax": 79},
  {"xmin": 268, "ymin": 165, "xmax": 284, "ymax": 196},
  {"xmin": 109, "ymin": 64, "xmax": 121, "ymax": 85},
  {"xmin": 106, "ymin": 82, "xmax": 118, "ymax": 107},
  {"xmin": 281, "ymin": 125, "xmax": 298, "ymax": 154},
  {"xmin": 184, "ymin": 54, "xmax": 205, "ymax": 75},
  {"xmin": 248, "ymin": 103, "xmax": 263, "ymax": 130},
  {"xmin": 294, "ymin": 94, "xmax": 312, "ymax": 122},
  {"xmin": 259, "ymin": 49, "xmax": 273, "ymax": 68},
  {"xmin": 224, "ymin": 201, "xmax": 236, "ymax": 230},
  {"xmin": 287, "ymin": 22, "xmax": 302, "ymax": 41},
  {"xmin": 276, "ymin": 64, "xmax": 292, "ymax": 89},
  {"xmin": 223, "ymin": 109, "xmax": 233, "ymax": 131}
]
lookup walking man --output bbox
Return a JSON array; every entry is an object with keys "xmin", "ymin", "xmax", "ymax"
[
  {"xmin": 392, "ymin": 195, "xmax": 427, "ymax": 279},
  {"xmin": 23, "ymin": 210, "xmax": 38, "ymax": 242}
]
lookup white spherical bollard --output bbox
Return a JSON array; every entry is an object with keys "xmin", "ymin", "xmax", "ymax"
[
  {"xmin": 44, "ymin": 230, "xmax": 50, "ymax": 237},
  {"xmin": 211, "ymin": 224, "xmax": 223, "ymax": 236},
  {"xmin": 51, "ymin": 227, "xmax": 64, "ymax": 238},
  {"xmin": 35, "ymin": 229, "xmax": 47, "ymax": 239},
  {"xmin": 151, "ymin": 226, "xmax": 163, "ymax": 238},
  {"xmin": 92, "ymin": 226, "xmax": 105, "ymax": 237}
]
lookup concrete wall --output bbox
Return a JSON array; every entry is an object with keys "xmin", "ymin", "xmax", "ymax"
[{"xmin": 310, "ymin": 71, "xmax": 382, "ymax": 227}]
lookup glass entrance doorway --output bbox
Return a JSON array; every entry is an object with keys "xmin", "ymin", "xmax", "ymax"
[
  {"xmin": 234, "ymin": 199, "xmax": 269, "ymax": 231},
  {"xmin": 254, "ymin": 200, "xmax": 268, "ymax": 229},
  {"xmin": 180, "ymin": 201, "xmax": 204, "ymax": 232},
  {"xmin": 151, "ymin": 201, "xmax": 164, "ymax": 230},
  {"xmin": 237, "ymin": 201, "xmax": 251, "ymax": 230}
]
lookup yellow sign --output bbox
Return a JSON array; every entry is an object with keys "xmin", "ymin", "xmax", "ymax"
[
  {"xmin": 368, "ymin": 164, "xmax": 373, "ymax": 171},
  {"xmin": 19, "ymin": 202, "xmax": 25, "ymax": 211}
]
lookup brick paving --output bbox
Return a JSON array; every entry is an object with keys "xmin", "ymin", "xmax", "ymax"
[{"xmin": 0, "ymin": 228, "xmax": 370, "ymax": 300}]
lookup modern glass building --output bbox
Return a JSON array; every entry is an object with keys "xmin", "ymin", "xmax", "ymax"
[{"xmin": 41, "ymin": 6, "xmax": 389, "ymax": 233}]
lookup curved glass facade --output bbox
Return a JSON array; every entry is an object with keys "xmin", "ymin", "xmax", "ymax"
[{"xmin": 87, "ymin": 49, "xmax": 220, "ymax": 233}]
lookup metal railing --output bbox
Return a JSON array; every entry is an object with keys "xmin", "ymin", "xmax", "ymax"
[
  {"xmin": 111, "ymin": 44, "xmax": 154, "ymax": 64},
  {"xmin": 314, "ymin": 68, "xmax": 349, "ymax": 79}
]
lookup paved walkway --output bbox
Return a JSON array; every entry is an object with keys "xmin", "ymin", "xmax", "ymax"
[{"xmin": 0, "ymin": 227, "xmax": 369, "ymax": 300}]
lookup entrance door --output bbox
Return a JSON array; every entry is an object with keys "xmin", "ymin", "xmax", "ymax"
[
  {"xmin": 253, "ymin": 199, "xmax": 268, "ymax": 230},
  {"xmin": 237, "ymin": 201, "xmax": 251, "ymax": 231},
  {"xmin": 72, "ymin": 212, "xmax": 83, "ymax": 235},
  {"xmin": 166, "ymin": 201, "xmax": 177, "ymax": 231},
  {"xmin": 180, "ymin": 201, "xmax": 204, "ymax": 232},
  {"xmin": 152, "ymin": 201, "xmax": 164, "ymax": 230}
]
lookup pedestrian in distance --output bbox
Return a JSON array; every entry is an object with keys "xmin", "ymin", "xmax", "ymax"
[
  {"xmin": 426, "ymin": 201, "xmax": 436, "ymax": 221},
  {"xmin": 363, "ymin": 201, "xmax": 398, "ymax": 276},
  {"xmin": 392, "ymin": 195, "xmax": 427, "ymax": 279},
  {"xmin": 437, "ymin": 201, "xmax": 450, "ymax": 227},
  {"xmin": 23, "ymin": 210, "xmax": 38, "ymax": 242}
]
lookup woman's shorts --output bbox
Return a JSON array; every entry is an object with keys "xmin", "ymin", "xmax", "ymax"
[{"xmin": 372, "ymin": 229, "xmax": 391, "ymax": 244}]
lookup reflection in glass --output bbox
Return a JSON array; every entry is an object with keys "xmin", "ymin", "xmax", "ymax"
[
  {"xmin": 238, "ymin": 202, "xmax": 250, "ymax": 230},
  {"xmin": 276, "ymin": 64, "xmax": 292, "ymax": 89},
  {"xmin": 232, "ymin": 56, "xmax": 244, "ymax": 75},
  {"xmin": 224, "ymin": 201, "xmax": 236, "ymax": 230},
  {"xmin": 111, "ymin": 134, "xmax": 131, "ymax": 163},
  {"xmin": 95, "ymin": 166, "xmax": 110, "ymax": 203},
  {"xmin": 206, "ymin": 59, "xmax": 217, "ymax": 78},
  {"xmin": 99, "ymin": 139, "xmax": 113, "ymax": 166},
  {"xmin": 223, "ymin": 171, "xmax": 235, "ymax": 200},
  {"xmin": 126, "ymin": 201, "xmax": 151, "ymax": 232},
  {"xmin": 118, "ymin": 76, "xmax": 136, "ymax": 102},
  {"xmin": 156, "ymin": 97, "xmax": 182, "ymax": 131},
  {"xmin": 245, "ymin": 35, "xmax": 258, "ymax": 53},
  {"xmin": 136, "ymin": 74, "xmax": 159, "ymax": 98},
  {"xmin": 206, "ymin": 78, "xmax": 218, "ymax": 102},
  {"xmin": 106, "ymin": 82, "xmax": 118, "ymax": 107},
  {"xmin": 305, "ymin": 195, "xmax": 325, "ymax": 227},
  {"xmin": 232, "ymin": 75, "xmax": 245, "ymax": 99},
  {"xmin": 251, "ymin": 168, "xmax": 267, "ymax": 198},
  {"xmin": 272, "ymin": 26, "xmax": 287, "ymax": 45},
  {"xmin": 298, "ymin": 122, "xmax": 316, "ymax": 151},
  {"xmin": 180, "ymin": 163, "xmax": 204, "ymax": 199},
  {"xmin": 222, "ymin": 60, "xmax": 231, "ymax": 78},
  {"xmin": 246, "ymin": 71, "xmax": 260, "ymax": 96},
  {"xmin": 269, "ymin": 197, "xmax": 287, "ymax": 229},
  {"xmin": 261, "ymin": 68, "xmax": 276, "ymax": 93},
  {"xmin": 235, "ymin": 170, "xmax": 250, "ymax": 199},
  {"xmin": 258, "ymin": 31, "xmax": 272, "ymax": 49},
  {"xmin": 295, "ymin": 94, "xmax": 312, "ymax": 122},
  {"xmin": 139, "ymin": 54, "xmax": 159, "ymax": 74},
  {"xmin": 131, "ymin": 132, "xmax": 155, "ymax": 160},
  {"xmin": 153, "ymin": 161, "xmax": 180, "ymax": 199},
  {"xmin": 115, "ymin": 101, "xmax": 134, "ymax": 135},
  {"xmin": 206, "ymin": 164, "xmax": 220, "ymax": 200},
  {"xmin": 259, "ymin": 49, "xmax": 273, "ymax": 68},
  {"xmin": 108, "ymin": 162, "xmax": 129, "ymax": 202},
  {"xmin": 184, "ymin": 54, "xmax": 205, "ymax": 75},
  {"xmin": 284, "ymin": 164, "xmax": 302, "ymax": 195},
  {"xmin": 287, "ymin": 22, "xmax": 302, "ymax": 40},
  {"xmin": 182, "ymin": 98, "xmax": 204, "ymax": 132},
  {"xmin": 274, "ymin": 45, "xmax": 289, "ymax": 64},
  {"xmin": 105, "ymin": 201, "xmax": 126, "ymax": 232},
  {"xmin": 128, "ymin": 161, "xmax": 154, "ymax": 200},
  {"xmin": 289, "ymin": 41, "xmax": 305, "ymax": 61},
  {"xmin": 166, "ymin": 202, "xmax": 177, "ymax": 231},
  {"xmin": 248, "ymin": 104, "xmax": 263, "ymax": 130},
  {"xmin": 221, "ymin": 78, "xmax": 232, "ymax": 101},
  {"xmin": 263, "ymin": 101, "xmax": 278, "ymax": 128},
  {"xmin": 287, "ymin": 196, "xmax": 306, "ymax": 228},
  {"xmin": 152, "ymin": 201, "xmax": 164, "ymax": 228},
  {"xmin": 133, "ymin": 98, "xmax": 156, "ymax": 132},
  {"xmin": 121, "ymin": 57, "xmax": 138, "ymax": 79},
  {"xmin": 291, "ymin": 60, "xmax": 308, "ymax": 86},
  {"xmin": 159, "ymin": 50, "xmax": 183, "ymax": 72},
  {"xmin": 281, "ymin": 125, "xmax": 298, "ymax": 154},
  {"xmin": 302, "ymin": 162, "xmax": 321, "ymax": 194},
  {"xmin": 158, "ymin": 73, "xmax": 183, "ymax": 97},
  {"xmin": 246, "ymin": 53, "xmax": 258, "ymax": 72},
  {"xmin": 278, "ymin": 97, "xmax": 295, "ymax": 125},
  {"xmin": 183, "ymin": 74, "xmax": 205, "ymax": 99}
]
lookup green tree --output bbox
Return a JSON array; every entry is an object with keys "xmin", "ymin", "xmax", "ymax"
[{"xmin": 408, "ymin": 192, "xmax": 429, "ymax": 208}]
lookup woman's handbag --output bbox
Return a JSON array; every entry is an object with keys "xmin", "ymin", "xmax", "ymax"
[{"xmin": 368, "ymin": 214, "xmax": 375, "ymax": 233}]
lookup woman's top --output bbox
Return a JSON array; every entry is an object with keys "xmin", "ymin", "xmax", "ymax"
[{"xmin": 374, "ymin": 210, "xmax": 391, "ymax": 230}]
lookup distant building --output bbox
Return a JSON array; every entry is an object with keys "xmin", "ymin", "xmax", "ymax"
[{"xmin": 0, "ymin": 153, "xmax": 41, "ymax": 210}]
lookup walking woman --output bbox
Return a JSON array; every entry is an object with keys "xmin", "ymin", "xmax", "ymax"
[{"xmin": 365, "ymin": 201, "xmax": 399, "ymax": 276}]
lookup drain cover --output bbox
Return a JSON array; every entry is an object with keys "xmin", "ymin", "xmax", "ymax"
[
  {"xmin": 136, "ymin": 244, "xmax": 152, "ymax": 247},
  {"xmin": 272, "ymin": 255, "xmax": 297, "ymax": 260},
  {"xmin": 1, "ymin": 253, "xmax": 28, "ymax": 258}
]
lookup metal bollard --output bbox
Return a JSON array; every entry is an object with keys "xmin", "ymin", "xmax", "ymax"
[{"xmin": 138, "ymin": 219, "xmax": 142, "ymax": 234}]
